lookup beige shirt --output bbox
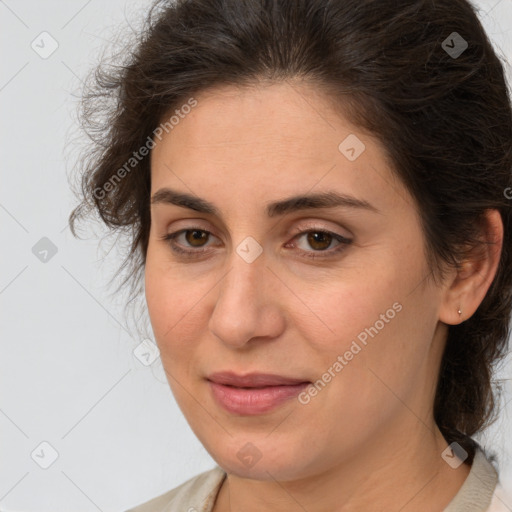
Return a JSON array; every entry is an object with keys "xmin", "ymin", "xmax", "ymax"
[{"xmin": 126, "ymin": 448, "xmax": 511, "ymax": 512}]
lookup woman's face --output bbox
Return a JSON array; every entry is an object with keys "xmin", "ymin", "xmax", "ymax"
[{"xmin": 145, "ymin": 81, "xmax": 449, "ymax": 480}]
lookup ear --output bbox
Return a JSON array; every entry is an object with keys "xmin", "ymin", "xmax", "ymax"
[{"xmin": 438, "ymin": 209, "xmax": 503, "ymax": 326}]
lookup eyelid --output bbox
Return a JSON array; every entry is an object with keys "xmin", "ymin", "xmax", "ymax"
[{"xmin": 289, "ymin": 220, "xmax": 352, "ymax": 240}]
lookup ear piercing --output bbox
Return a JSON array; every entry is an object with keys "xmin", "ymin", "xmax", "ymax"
[{"xmin": 457, "ymin": 307, "xmax": 462, "ymax": 316}]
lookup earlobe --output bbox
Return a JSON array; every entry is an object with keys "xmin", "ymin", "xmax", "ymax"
[{"xmin": 438, "ymin": 209, "xmax": 503, "ymax": 326}]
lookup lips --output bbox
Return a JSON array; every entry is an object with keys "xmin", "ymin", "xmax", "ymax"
[
  {"xmin": 207, "ymin": 371, "xmax": 310, "ymax": 388},
  {"xmin": 206, "ymin": 371, "xmax": 311, "ymax": 415}
]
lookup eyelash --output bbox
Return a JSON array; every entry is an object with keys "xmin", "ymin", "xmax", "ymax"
[{"xmin": 159, "ymin": 226, "xmax": 352, "ymax": 260}]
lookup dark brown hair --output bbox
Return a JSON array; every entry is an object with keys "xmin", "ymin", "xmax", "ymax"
[{"xmin": 69, "ymin": 0, "xmax": 512, "ymax": 464}]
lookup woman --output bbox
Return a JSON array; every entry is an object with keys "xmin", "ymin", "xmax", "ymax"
[{"xmin": 69, "ymin": 0, "xmax": 512, "ymax": 510}]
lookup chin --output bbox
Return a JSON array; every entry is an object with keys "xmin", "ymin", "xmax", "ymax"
[{"xmin": 208, "ymin": 439, "xmax": 311, "ymax": 481}]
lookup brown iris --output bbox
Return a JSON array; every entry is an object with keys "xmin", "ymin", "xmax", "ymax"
[
  {"xmin": 305, "ymin": 231, "xmax": 332, "ymax": 251},
  {"xmin": 184, "ymin": 230, "xmax": 209, "ymax": 247}
]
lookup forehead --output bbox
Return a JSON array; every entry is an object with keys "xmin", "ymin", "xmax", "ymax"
[
  {"xmin": 153, "ymin": 81, "xmax": 354, "ymax": 155},
  {"xmin": 149, "ymin": 82, "xmax": 410, "ymax": 216}
]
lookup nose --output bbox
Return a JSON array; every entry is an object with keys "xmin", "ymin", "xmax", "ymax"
[{"xmin": 208, "ymin": 247, "xmax": 285, "ymax": 349}]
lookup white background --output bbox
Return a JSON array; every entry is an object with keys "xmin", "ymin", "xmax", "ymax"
[{"xmin": 1, "ymin": 0, "xmax": 511, "ymax": 510}]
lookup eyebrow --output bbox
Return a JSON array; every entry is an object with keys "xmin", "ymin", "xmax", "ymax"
[{"xmin": 150, "ymin": 187, "xmax": 379, "ymax": 217}]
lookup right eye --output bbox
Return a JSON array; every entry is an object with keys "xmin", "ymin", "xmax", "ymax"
[{"xmin": 159, "ymin": 228, "xmax": 217, "ymax": 257}]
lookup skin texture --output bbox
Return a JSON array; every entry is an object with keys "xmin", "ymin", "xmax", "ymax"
[{"xmin": 145, "ymin": 81, "xmax": 503, "ymax": 511}]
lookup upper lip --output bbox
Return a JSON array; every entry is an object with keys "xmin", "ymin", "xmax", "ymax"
[{"xmin": 207, "ymin": 371, "xmax": 310, "ymax": 388}]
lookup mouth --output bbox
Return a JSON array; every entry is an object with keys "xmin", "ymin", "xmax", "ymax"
[{"xmin": 206, "ymin": 371, "xmax": 311, "ymax": 415}]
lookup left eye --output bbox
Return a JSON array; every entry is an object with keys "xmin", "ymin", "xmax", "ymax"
[
  {"xmin": 292, "ymin": 230, "xmax": 342, "ymax": 250},
  {"xmin": 287, "ymin": 229, "xmax": 352, "ymax": 259}
]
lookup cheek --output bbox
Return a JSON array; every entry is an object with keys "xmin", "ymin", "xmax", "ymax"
[
  {"xmin": 146, "ymin": 276, "xmax": 193, "ymax": 341},
  {"xmin": 295, "ymin": 267, "xmax": 401, "ymax": 348},
  {"xmin": 296, "ymin": 258, "xmax": 431, "ymax": 386},
  {"xmin": 144, "ymin": 252, "xmax": 213, "ymax": 365},
  {"xmin": 145, "ymin": 249, "xmax": 186, "ymax": 345}
]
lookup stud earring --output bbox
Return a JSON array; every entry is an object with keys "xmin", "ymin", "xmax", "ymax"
[{"xmin": 457, "ymin": 307, "xmax": 462, "ymax": 316}]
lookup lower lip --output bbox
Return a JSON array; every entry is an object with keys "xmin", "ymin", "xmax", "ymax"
[{"xmin": 208, "ymin": 381, "xmax": 310, "ymax": 415}]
